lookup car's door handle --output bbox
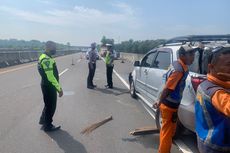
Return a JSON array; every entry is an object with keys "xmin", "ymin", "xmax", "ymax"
[{"xmin": 144, "ymin": 69, "xmax": 148, "ymax": 74}]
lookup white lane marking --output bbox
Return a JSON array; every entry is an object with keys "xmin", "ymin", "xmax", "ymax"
[
  {"xmin": 101, "ymin": 56, "xmax": 130, "ymax": 88},
  {"xmin": 113, "ymin": 70, "xmax": 130, "ymax": 88},
  {"xmin": 77, "ymin": 59, "xmax": 81, "ymax": 63},
  {"xmin": 174, "ymin": 139, "xmax": 193, "ymax": 153},
  {"xmin": 59, "ymin": 68, "xmax": 69, "ymax": 76},
  {"xmin": 136, "ymin": 93, "xmax": 154, "ymax": 109},
  {"xmin": 112, "ymin": 68, "xmax": 156, "ymax": 120},
  {"xmin": 139, "ymin": 98, "xmax": 156, "ymax": 120}
]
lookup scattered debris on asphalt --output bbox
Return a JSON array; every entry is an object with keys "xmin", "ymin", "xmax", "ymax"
[
  {"xmin": 81, "ymin": 116, "xmax": 113, "ymax": 135},
  {"xmin": 130, "ymin": 126, "xmax": 160, "ymax": 136}
]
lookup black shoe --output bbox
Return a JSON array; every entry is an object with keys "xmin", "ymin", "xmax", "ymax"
[
  {"xmin": 87, "ymin": 86, "xmax": 94, "ymax": 89},
  {"xmin": 92, "ymin": 84, "xmax": 97, "ymax": 88},
  {"xmin": 43, "ymin": 124, "xmax": 61, "ymax": 132},
  {"xmin": 39, "ymin": 119, "xmax": 44, "ymax": 125},
  {"xmin": 108, "ymin": 86, "xmax": 113, "ymax": 89}
]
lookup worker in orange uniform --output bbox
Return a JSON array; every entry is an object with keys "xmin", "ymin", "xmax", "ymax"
[
  {"xmin": 153, "ymin": 45, "xmax": 196, "ymax": 153},
  {"xmin": 195, "ymin": 46, "xmax": 230, "ymax": 153}
]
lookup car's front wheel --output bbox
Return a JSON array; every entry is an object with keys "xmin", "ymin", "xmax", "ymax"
[
  {"xmin": 130, "ymin": 81, "xmax": 137, "ymax": 98},
  {"xmin": 155, "ymin": 108, "xmax": 184, "ymax": 138}
]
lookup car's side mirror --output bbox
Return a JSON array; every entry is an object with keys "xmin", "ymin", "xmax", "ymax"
[{"xmin": 134, "ymin": 61, "xmax": 140, "ymax": 67}]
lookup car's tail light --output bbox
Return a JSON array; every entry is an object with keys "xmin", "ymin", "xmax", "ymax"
[{"xmin": 191, "ymin": 76, "xmax": 206, "ymax": 92}]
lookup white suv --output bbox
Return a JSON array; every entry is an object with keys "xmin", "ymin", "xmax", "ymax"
[{"xmin": 129, "ymin": 35, "xmax": 230, "ymax": 135}]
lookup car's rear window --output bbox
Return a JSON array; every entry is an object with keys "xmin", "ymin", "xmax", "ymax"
[{"xmin": 189, "ymin": 48, "xmax": 211, "ymax": 74}]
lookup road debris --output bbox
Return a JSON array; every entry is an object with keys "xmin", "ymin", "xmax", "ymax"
[
  {"xmin": 81, "ymin": 116, "xmax": 113, "ymax": 135},
  {"xmin": 130, "ymin": 126, "xmax": 160, "ymax": 136}
]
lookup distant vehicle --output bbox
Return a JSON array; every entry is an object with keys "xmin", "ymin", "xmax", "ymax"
[
  {"xmin": 85, "ymin": 50, "xmax": 100, "ymax": 60},
  {"xmin": 129, "ymin": 35, "xmax": 230, "ymax": 136}
]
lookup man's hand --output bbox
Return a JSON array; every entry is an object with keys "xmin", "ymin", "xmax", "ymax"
[
  {"xmin": 152, "ymin": 101, "xmax": 160, "ymax": 109},
  {"xmin": 58, "ymin": 88, "xmax": 63, "ymax": 97}
]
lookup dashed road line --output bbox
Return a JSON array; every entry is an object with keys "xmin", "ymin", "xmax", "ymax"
[{"xmin": 59, "ymin": 68, "xmax": 69, "ymax": 76}]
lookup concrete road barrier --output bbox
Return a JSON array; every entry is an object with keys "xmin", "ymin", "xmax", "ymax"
[
  {"xmin": 119, "ymin": 52, "xmax": 144, "ymax": 63},
  {"xmin": 0, "ymin": 49, "xmax": 81, "ymax": 68}
]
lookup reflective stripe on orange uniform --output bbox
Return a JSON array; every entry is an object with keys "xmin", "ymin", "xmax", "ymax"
[{"xmin": 208, "ymin": 74, "xmax": 230, "ymax": 117}]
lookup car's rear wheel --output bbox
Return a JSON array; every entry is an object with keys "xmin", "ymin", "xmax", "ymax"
[
  {"xmin": 155, "ymin": 108, "xmax": 184, "ymax": 138},
  {"xmin": 130, "ymin": 81, "xmax": 137, "ymax": 98}
]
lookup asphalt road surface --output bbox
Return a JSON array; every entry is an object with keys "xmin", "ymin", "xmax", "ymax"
[{"xmin": 0, "ymin": 53, "xmax": 197, "ymax": 153}]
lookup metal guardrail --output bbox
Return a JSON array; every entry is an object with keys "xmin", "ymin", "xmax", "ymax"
[{"xmin": 0, "ymin": 49, "xmax": 81, "ymax": 68}]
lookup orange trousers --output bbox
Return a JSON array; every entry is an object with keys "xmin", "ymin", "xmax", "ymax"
[{"xmin": 158, "ymin": 103, "xmax": 178, "ymax": 153}]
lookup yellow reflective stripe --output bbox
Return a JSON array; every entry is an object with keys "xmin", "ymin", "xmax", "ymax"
[{"xmin": 105, "ymin": 52, "xmax": 110, "ymax": 64}]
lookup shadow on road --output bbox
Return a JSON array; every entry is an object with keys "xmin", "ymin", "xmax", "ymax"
[
  {"xmin": 46, "ymin": 129, "xmax": 87, "ymax": 153},
  {"xmin": 122, "ymin": 134, "xmax": 159, "ymax": 150},
  {"xmin": 95, "ymin": 86, "xmax": 129, "ymax": 96}
]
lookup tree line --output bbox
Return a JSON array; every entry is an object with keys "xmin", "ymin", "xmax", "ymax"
[
  {"xmin": 100, "ymin": 36, "xmax": 166, "ymax": 54},
  {"xmin": 0, "ymin": 39, "xmax": 70, "ymax": 51}
]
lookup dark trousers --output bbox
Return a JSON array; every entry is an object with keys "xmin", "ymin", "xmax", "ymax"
[
  {"xmin": 197, "ymin": 138, "xmax": 228, "ymax": 153},
  {"xmin": 87, "ymin": 63, "xmax": 96, "ymax": 87},
  {"xmin": 40, "ymin": 85, "xmax": 57, "ymax": 126},
  {"xmin": 106, "ymin": 65, "xmax": 114, "ymax": 88}
]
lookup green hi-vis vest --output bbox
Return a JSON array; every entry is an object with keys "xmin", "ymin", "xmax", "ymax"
[
  {"xmin": 38, "ymin": 53, "xmax": 61, "ymax": 92},
  {"xmin": 105, "ymin": 52, "xmax": 111, "ymax": 65}
]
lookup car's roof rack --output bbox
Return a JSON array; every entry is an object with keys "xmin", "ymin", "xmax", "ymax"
[{"xmin": 163, "ymin": 35, "xmax": 230, "ymax": 46}]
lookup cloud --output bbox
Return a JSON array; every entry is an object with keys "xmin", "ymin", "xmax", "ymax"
[
  {"xmin": 111, "ymin": 2, "xmax": 134, "ymax": 15},
  {"xmin": 0, "ymin": 3, "xmax": 140, "ymax": 29},
  {"xmin": 0, "ymin": 3, "xmax": 143, "ymax": 44},
  {"xmin": 0, "ymin": 6, "xmax": 64, "ymax": 25},
  {"xmin": 37, "ymin": 0, "xmax": 53, "ymax": 5}
]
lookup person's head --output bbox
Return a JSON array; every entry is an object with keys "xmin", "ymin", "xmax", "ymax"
[
  {"xmin": 208, "ymin": 46, "xmax": 230, "ymax": 81},
  {"xmin": 91, "ymin": 42, "xmax": 96, "ymax": 50},
  {"xmin": 106, "ymin": 44, "xmax": 113, "ymax": 51},
  {"xmin": 45, "ymin": 41, "xmax": 56, "ymax": 55},
  {"xmin": 178, "ymin": 45, "xmax": 196, "ymax": 65}
]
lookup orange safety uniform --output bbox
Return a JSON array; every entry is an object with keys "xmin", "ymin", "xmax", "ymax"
[
  {"xmin": 158, "ymin": 59, "xmax": 188, "ymax": 153},
  {"xmin": 195, "ymin": 74, "xmax": 230, "ymax": 152}
]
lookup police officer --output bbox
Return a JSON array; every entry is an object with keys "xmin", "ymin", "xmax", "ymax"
[
  {"xmin": 153, "ymin": 45, "xmax": 196, "ymax": 153},
  {"xmin": 195, "ymin": 46, "xmax": 230, "ymax": 153},
  {"xmin": 87, "ymin": 42, "xmax": 97, "ymax": 89},
  {"xmin": 38, "ymin": 41, "xmax": 63, "ymax": 132},
  {"xmin": 105, "ymin": 44, "xmax": 114, "ymax": 89}
]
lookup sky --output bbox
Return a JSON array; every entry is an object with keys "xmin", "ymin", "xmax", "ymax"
[{"xmin": 0, "ymin": 0, "xmax": 229, "ymax": 45}]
